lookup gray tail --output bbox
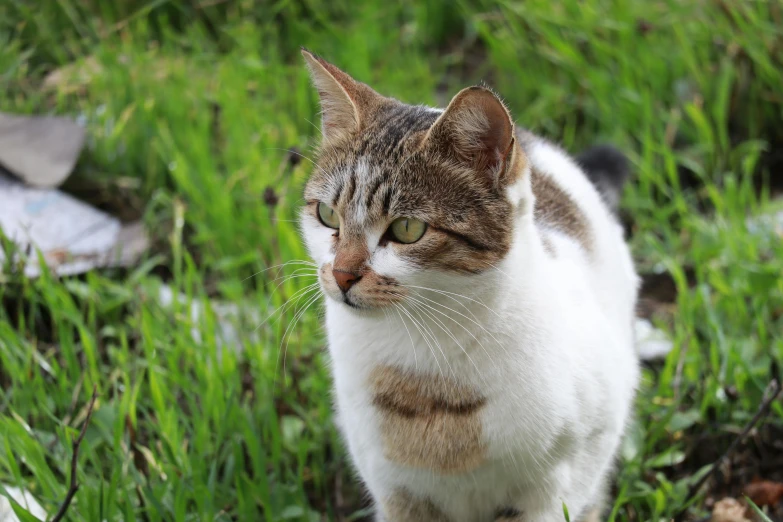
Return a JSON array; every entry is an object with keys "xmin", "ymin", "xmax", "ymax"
[{"xmin": 576, "ymin": 144, "xmax": 630, "ymax": 214}]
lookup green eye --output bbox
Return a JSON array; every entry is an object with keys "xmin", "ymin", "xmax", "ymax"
[
  {"xmin": 389, "ymin": 217, "xmax": 427, "ymax": 244},
  {"xmin": 317, "ymin": 202, "xmax": 340, "ymax": 229}
]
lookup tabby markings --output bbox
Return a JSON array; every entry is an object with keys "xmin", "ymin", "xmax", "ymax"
[
  {"xmin": 370, "ymin": 365, "xmax": 487, "ymax": 473},
  {"xmin": 530, "ymin": 167, "xmax": 593, "ymax": 254}
]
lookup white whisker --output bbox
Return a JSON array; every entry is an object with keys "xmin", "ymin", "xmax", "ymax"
[
  {"xmin": 265, "ymin": 147, "xmax": 331, "ymax": 178},
  {"xmin": 278, "ymin": 289, "xmax": 323, "ymax": 383},
  {"xmin": 390, "ymin": 296, "xmax": 445, "ymax": 380},
  {"xmin": 403, "ymin": 289, "xmax": 510, "ymax": 363},
  {"xmin": 404, "ymin": 285, "xmax": 502, "ymax": 320},
  {"xmin": 255, "ymin": 283, "xmax": 320, "ymax": 333},
  {"xmin": 392, "ymin": 304, "xmax": 418, "ymax": 371},
  {"xmin": 405, "ymin": 298, "xmax": 485, "ymax": 386},
  {"xmin": 241, "ymin": 259, "xmax": 317, "ymax": 283}
]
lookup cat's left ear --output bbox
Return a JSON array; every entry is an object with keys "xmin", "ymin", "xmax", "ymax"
[
  {"xmin": 425, "ymin": 86, "xmax": 518, "ymax": 187},
  {"xmin": 301, "ymin": 48, "xmax": 382, "ymax": 145}
]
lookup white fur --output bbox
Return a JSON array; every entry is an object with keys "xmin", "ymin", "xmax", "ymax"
[{"xmin": 302, "ymin": 137, "xmax": 640, "ymax": 521}]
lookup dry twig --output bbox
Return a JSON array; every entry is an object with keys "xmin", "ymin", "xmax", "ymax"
[
  {"xmin": 49, "ymin": 386, "xmax": 98, "ymax": 522},
  {"xmin": 673, "ymin": 376, "xmax": 782, "ymax": 522}
]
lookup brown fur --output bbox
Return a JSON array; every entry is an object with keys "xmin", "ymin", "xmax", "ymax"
[
  {"xmin": 370, "ymin": 365, "xmax": 487, "ymax": 473},
  {"xmin": 332, "ymin": 232, "xmax": 370, "ymax": 274},
  {"xmin": 380, "ymin": 488, "xmax": 451, "ymax": 522},
  {"xmin": 516, "ymin": 128, "xmax": 594, "ymax": 253},
  {"xmin": 541, "ymin": 234, "xmax": 557, "ymax": 256},
  {"xmin": 530, "ymin": 167, "xmax": 593, "ymax": 253}
]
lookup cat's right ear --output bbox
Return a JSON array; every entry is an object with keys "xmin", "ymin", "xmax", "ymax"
[
  {"xmin": 301, "ymin": 48, "xmax": 379, "ymax": 145},
  {"xmin": 424, "ymin": 86, "xmax": 518, "ymax": 188}
]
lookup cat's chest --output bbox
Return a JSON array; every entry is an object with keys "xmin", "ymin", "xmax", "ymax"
[{"xmin": 363, "ymin": 365, "xmax": 490, "ymax": 474}]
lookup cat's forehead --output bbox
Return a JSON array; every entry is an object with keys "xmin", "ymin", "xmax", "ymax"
[
  {"xmin": 359, "ymin": 102, "xmax": 442, "ymax": 158},
  {"xmin": 305, "ymin": 103, "xmax": 441, "ymax": 206},
  {"xmin": 304, "ymin": 99, "xmax": 510, "ymax": 241}
]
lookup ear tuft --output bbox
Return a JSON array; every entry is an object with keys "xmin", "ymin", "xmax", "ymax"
[
  {"xmin": 302, "ymin": 49, "xmax": 360, "ymax": 142},
  {"xmin": 301, "ymin": 49, "xmax": 382, "ymax": 145},
  {"xmin": 427, "ymin": 86, "xmax": 516, "ymax": 184}
]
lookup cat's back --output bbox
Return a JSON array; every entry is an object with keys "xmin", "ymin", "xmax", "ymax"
[{"xmin": 518, "ymin": 128, "xmax": 638, "ymax": 331}]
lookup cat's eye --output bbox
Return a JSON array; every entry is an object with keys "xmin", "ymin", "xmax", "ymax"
[
  {"xmin": 389, "ymin": 217, "xmax": 427, "ymax": 244},
  {"xmin": 317, "ymin": 202, "xmax": 340, "ymax": 229}
]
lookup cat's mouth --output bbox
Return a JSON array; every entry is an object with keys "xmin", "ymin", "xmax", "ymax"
[{"xmin": 319, "ymin": 263, "xmax": 407, "ymax": 310}]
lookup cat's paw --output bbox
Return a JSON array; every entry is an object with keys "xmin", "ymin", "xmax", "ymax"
[{"xmin": 494, "ymin": 507, "xmax": 524, "ymax": 521}]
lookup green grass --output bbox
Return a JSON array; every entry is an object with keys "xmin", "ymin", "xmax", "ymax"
[{"xmin": 1, "ymin": 1, "xmax": 782, "ymax": 520}]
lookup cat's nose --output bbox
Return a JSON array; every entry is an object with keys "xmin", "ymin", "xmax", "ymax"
[{"xmin": 333, "ymin": 269, "xmax": 362, "ymax": 293}]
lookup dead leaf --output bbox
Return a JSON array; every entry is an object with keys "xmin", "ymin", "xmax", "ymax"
[
  {"xmin": 744, "ymin": 479, "xmax": 783, "ymax": 507},
  {"xmin": 711, "ymin": 497, "xmax": 752, "ymax": 522},
  {"xmin": 42, "ymin": 56, "xmax": 102, "ymax": 93}
]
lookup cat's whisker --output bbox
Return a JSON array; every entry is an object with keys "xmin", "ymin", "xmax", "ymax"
[
  {"xmin": 241, "ymin": 259, "xmax": 318, "ymax": 283},
  {"xmin": 259, "ymin": 268, "xmax": 320, "ymax": 315},
  {"xmin": 401, "ymin": 302, "xmax": 448, "ymax": 379},
  {"xmin": 278, "ymin": 289, "xmax": 323, "ymax": 383},
  {"xmin": 403, "ymin": 290, "xmax": 510, "ymax": 362},
  {"xmin": 265, "ymin": 147, "xmax": 331, "ymax": 178},
  {"xmin": 390, "ymin": 295, "xmax": 446, "ymax": 380},
  {"xmin": 405, "ymin": 298, "xmax": 486, "ymax": 387},
  {"xmin": 268, "ymin": 284, "xmax": 320, "ymax": 388},
  {"xmin": 405, "ymin": 297, "xmax": 503, "ymax": 390},
  {"xmin": 255, "ymin": 282, "xmax": 321, "ymax": 333},
  {"xmin": 406, "ymin": 286, "xmax": 484, "ymax": 324},
  {"xmin": 403, "ymin": 285, "xmax": 502, "ymax": 320},
  {"xmin": 405, "ymin": 295, "xmax": 483, "ymax": 352},
  {"xmin": 392, "ymin": 303, "xmax": 419, "ymax": 371},
  {"xmin": 393, "ymin": 301, "xmax": 433, "ymax": 368},
  {"xmin": 485, "ymin": 261, "xmax": 515, "ymax": 282},
  {"xmin": 390, "ymin": 290, "xmax": 491, "ymax": 381},
  {"xmin": 303, "ymin": 117, "xmax": 323, "ymax": 137},
  {"xmin": 267, "ymin": 270, "xmax": 319, "ymax": 289},
  {"xmin": 406, "ymin": 299, "xmax": 457, "ymax": 379},
  {"xmin": 269, "ymin": 266, "xmax": 319, "ymax": 280},
  {"xmin": 261, "ymin": 274, "xmax": 319, "ymax": 319}
]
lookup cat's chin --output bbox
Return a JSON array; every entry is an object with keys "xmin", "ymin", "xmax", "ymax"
[
  {"xmin": 341, "ymin": 295, "xmax": 362, "ymax": 309},
  {"xmin": 326, "ymin": 293, "xmax": 389, "ymax": 316}
]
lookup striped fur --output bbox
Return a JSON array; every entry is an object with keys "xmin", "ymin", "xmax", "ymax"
[{"xmin": 370, "ymin": 365, "xmax": 487, "ymax": 473}]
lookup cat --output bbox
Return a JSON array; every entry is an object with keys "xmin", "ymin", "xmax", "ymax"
[{"xmin": 299, "ymin": 48, "xmax": 640, "ymax": 522}]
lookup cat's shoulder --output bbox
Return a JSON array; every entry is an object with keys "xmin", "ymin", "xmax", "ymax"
[{"xmin": 516, "ymin": 127, "xmax": 627, "ymax": 259}]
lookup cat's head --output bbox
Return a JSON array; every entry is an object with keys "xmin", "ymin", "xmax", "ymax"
[{"xmin": 300, "ymin": 49, "xmax": 528, "ymax": 311}]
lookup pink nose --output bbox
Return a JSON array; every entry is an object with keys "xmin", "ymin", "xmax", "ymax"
[{"xmin": 333, "ymin": 269, "xmax": 362, "ymax": 293}]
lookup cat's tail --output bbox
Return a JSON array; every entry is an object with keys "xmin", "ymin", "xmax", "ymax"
[{"xmin": 576, "ymin": 144, "xmax": 630, "ymax": 214}]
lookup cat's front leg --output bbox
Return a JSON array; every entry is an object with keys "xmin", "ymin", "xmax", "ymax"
[
  {"xmin": 495, "ymin": 494, "xmax": 574, "ymax": 522},
  {"xmin": 493, "ymin": 507, "xmax": 525, "ymax": 521},
  {"xmin": 514, "ymin": 504, "xmax": 600, "ymax": 522},
  {"xmin": 374, "ymin": 488, "xmax": 452, "ymax": 522}
]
